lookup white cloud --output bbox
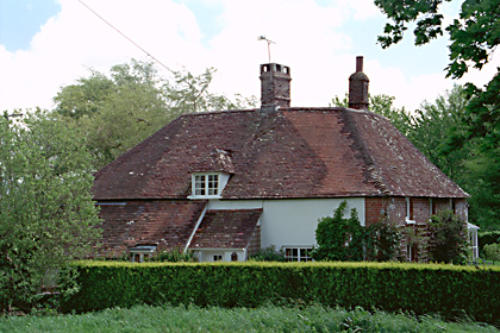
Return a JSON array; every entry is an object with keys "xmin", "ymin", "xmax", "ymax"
[{"xmin": 0, "ymin": 0, "xmax": 497, "ymax": 113}]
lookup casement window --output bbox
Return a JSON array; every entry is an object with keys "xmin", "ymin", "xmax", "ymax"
[
  {"xmin": 194, "ymin": 174, "xmax": 219, "ymax": 196},
  {"xmin": 190, "ymin": 173, "xmax": 229, "ymax": 199},
  {"xmin": 284, "ymin": 247, "xmax": 313, "ymax": 262},
  {"xmin": 405, "ymin": 197, "xmax": 415, "ymax": 224},
  {"xmin": 192, "ymin": 174, "xmax": 220, "ymax": 197}
]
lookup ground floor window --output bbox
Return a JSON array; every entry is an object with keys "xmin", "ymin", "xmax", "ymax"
[
  {"xmin": 284, "ymin": 247, "xmax": 313, "ymax": 262},
  {"xmin": 213, "ymin": 254, "xmax": 223, "ymax": 261}
]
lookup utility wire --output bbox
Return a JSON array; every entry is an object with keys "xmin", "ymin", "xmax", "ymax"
[{"xmin": 77, "ymin": 0, "xmax": 171, "ymax": 72}]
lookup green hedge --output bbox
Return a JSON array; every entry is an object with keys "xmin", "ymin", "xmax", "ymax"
[
  {"xmin": 63, "ymin": 261, "xmax": 500, "ymax": 324},
  {"xmin": 479, "ymin": 231, "xmax": 500, "ymax": 255}
]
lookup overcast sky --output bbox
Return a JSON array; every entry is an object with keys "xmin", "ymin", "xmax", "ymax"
[{"xmin": 0, "ymin": 0, "xmax": 498, "ymax": 113}]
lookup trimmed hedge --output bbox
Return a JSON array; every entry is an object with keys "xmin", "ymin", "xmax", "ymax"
[{"xmin": 63, "ymin": 261, "xmax": 500, "ymax": 324}]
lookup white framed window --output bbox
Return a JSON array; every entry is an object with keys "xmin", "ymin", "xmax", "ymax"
[
  {"xmin": 192, "ymin": 173, "xmax": 220, "ymax": 197},
  {"xmin": 189, "ymin": 172, "xmax": 229, "ymax": 199},
  {"xmin": 284, "ymin": 247, "xmax": 313, "ymax": 262},
  {"xmin": 405, "ymin": 197, "xmax": 415, "ymax": 224}
]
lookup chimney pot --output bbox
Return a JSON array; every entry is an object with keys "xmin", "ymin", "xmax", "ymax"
[{"xmin": 356, "ymin": 56, "xmax": 363, "ymax": 72}]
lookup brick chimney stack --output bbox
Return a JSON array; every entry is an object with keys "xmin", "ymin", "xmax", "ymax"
[
  {"xmin": 260, "ymin": 63, "xmax": 291, "ymax": 108},
  {"xmin": 348, "ymin": 56, "xmax": 369, "ymax": 110}
]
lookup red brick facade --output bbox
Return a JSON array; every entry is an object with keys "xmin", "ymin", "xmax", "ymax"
[{"xmin": 365, "ymin": 197, "xmax": 468, "ymax": 262}]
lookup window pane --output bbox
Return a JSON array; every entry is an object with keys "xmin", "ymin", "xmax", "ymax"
[
  {"xmin": 208, "ymin": 174, "xmax": 219, "ymax": 195},
  {"xmin": 300, "ymin": 248, "xmax": 313, "ymax": 262},
  {"xmin": 194, "ymin": 175, "xmax": 206, "ymax": 195}
]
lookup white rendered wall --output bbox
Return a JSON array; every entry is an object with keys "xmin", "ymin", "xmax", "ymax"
[
  {"xmin": 194, "ymin": 249, "xmax": 245, "ymax": 262},
  {"xmin": 209, "ymin": 198, "xmax": 365, "ymax": 251}
]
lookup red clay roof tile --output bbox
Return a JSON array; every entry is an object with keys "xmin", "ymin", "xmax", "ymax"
[
  {"xmin": 189, "ymin": 209, "xmax": 262, "ymax": 249},
  {"xmin": 93, "ymin": 108, "xmax": 467, "ymax": 200}
]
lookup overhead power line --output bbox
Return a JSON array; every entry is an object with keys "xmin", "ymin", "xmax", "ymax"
[{"xmin": 77, "ymin": 0, "xmax": 171, "ymax": 72}]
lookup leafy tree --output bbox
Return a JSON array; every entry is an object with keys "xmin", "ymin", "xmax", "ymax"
[
  {"xmin": 375, "ymin": 0, "xmax": 500, "ymax": 230},
  {"xmin": 54, "ymin": 60, "xmax": 256, "ymax": 169},
  {"xmin": 427, "ymin": 210, "xmax": 468, "ymax": 264},
  {"xmin": 411, "ymin": 86, "xmax": 498, "ymax": 230},
  {"xmin": 164, "ymin": 67, "xmax": 257, "ymax": 116},
  {"xmin": 313, "ymin": 201, "xmax": 365, "ymax": 261},
  {"xmin": 0, "ymin": 110, "xmax": 101, "ymax": 313},
  {"xmin": 409, "ymin": 85, "xmax": 470, "ymax": 180},
  {"xmin": 53, "ymin": 72, "xmax": 114, "ymax": 119}
]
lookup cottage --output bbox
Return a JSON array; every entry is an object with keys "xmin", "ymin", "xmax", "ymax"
[{"xmin": 93, "ymin": 57, "xmax": 469, "ymax": 262}]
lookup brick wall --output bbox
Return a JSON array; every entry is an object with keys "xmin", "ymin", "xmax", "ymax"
[
  {"xmin": 365, "ymin": 197, "xmax": 388, "ymax": 226},
  {"xmin": 412, "ymin": 198, "xmax": 431, "ymax": 224},
  {"xmin": 365, "ymin": 196, "xmax": 468, "ymax": 262},
  {"xmin": 247, "ymin": 225, "xmax": 261, "ymax": 257}
]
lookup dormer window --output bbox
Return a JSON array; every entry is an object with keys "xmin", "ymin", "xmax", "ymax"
[
  {"xmin": 189, "ymin": 172, "xmax": 229, "ymax": 199},
  {"xmin": 194, "ymin": 174, "xmax": 219, "ymax": 196}
]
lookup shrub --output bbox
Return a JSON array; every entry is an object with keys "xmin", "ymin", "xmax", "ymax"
[
  {"xmin": 148, "ymin": 248, "xmax": 196, "ymax": 262},
  {"xmin": 365, "ymin": 220, "xmax": 401, "ymax": 261},
  {"xmin": 63, "ymin": 261, "xmax": 500, "ymax": 324},
  {"xmin": 483, "ymin": 243, "xmax": 500, "ymax": 261},
  {"xmin": 313, "ymin": 201, "xmax": 364, "ymax": 261},
  {"xmin": 427, "ymin": 210, "xmax": 468, "ymax": 264},
  {"xmin": 248, "ymin": 246, "xmax": 285, "ymax": 262},
  {"xmin": 479, "ymin": 231, "xmax": 500, "ymax": 255}
]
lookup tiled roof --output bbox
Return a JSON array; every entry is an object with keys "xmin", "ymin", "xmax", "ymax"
[
  {"xmin": 93, "ymin": 107, "xmax": 468, "ymax": 200},
  {"xmin": 189, "ymin": 209, "xmax": 262, "ymax": 249},
  {"xmin": 97, "ymin": 200, "xmax": 206, "ymax": 256}
]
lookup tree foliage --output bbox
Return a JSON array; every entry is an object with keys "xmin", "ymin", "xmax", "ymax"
[
  {"xmin": 53, "ymin": 60, "xmax": 257, "ymax": 169},
  {"xmin": 375, "ymin": 0, "xmax": 499, "ymax": 79},
  {"xmin": 0, "ymin": 111, "xmax": 101, "ymax": 313}
]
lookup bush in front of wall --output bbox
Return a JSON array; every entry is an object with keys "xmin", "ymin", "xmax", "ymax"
[
  {"xmin": 365, "ymin": 219, "xmax": 401, "ymax": 262},
  {"xmin": 62, "ymin": 261, "xmax": 500, "ymax": 325},
  {"xmin": 427, "ymin": 210, "xmax": 468, "ymax": 264},
  {"xmin": 313, "ymin": 201, "xmax": 365, "ymax": 261},
  {"xmin": 147, "ymin": 248, "xmax": 196, "ymax": 262},
  {"xmin": 248, "ymin": 246, "xmax": 286, "ymax": 262}
]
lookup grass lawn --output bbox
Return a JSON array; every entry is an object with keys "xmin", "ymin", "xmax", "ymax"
[{"xmin": 0, "ymin": 305, "xmax": 497, "ymax": 333}]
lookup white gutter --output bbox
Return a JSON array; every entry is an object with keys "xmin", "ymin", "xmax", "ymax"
[{"xmin": 183, "ymin": 204, "xmax": 208, "ymax": 253}]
